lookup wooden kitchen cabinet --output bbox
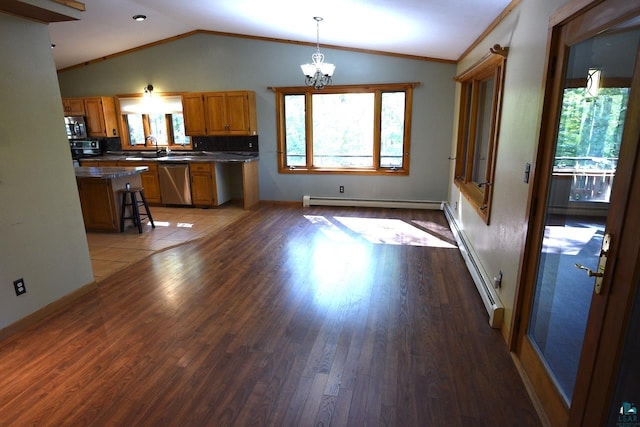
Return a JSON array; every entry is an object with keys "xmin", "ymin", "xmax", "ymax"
[
  {"xmin": 84, "ymin": 97, "xmax": 120, "ymax": 137},
  {"xmin": 182, "ymin": 91, "xmax": 257, "ymax": 136},
  {"xmin": 117, "ymin": 161, "xmax": 161, "ymax": 204},
  {"xmin": 181, "ymin": 94, "xmax": 207, "ymax": 136},
  {"xmin": 189, "ymin": 162, "xmax": 217, "ymax": 207},
  {"xmin": 62, "ymin": 97, "xmax": 85, "ymax": 115},
  {"xmin": 76, "ymin": 178, "xmax": 118, "ymax": 232}
]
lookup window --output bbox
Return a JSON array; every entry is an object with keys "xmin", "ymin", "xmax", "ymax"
[
  {"xmin": 275, "ymin": 83, "xmax": 415, "ymax": 174},
  {"xmin": 554, "ymin": 84, "xmax": 628, "ymax": 203},
  {"xmin": 454, "ymin": 52, "xmax": 507, "ymax": 224},
  {"xmin": 118, "ymin": 95, "xmax": 191, "ymax": 150}
]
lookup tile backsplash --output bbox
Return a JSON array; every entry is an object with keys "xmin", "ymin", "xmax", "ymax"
[
  {"xmin": 99, "ymin": 135, "xmax": 259, "ymax": 153},
  {"xmin": 192, "ymin": 135, "xmax": 259, "ymax": 152}
]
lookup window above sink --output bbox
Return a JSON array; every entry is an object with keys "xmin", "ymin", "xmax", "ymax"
[{"xmin": 117, "ymin": 93, "xmax": 192, "ymax": 151}]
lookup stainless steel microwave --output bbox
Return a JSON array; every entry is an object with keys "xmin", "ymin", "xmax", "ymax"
[{"xmin": 64, "ymin": 116, "xmax": 88, "ymax": 140}]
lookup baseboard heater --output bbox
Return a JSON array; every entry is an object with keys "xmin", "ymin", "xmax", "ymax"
[
  {"xmin": 443, "ymin": 203, "xmax": 504, "ymax": 329},
  {"xmin": 302, "ymin": 195, "xmax": 443, "ymax": 210}
]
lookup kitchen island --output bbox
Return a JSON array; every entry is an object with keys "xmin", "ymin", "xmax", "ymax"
[
  {"xmin": 80, "ymin": 151, "xmax": 259, "ymax": 209},
  {"xmin": 75, "ymin": 166, "xmax": 148, "ymax": 232}
]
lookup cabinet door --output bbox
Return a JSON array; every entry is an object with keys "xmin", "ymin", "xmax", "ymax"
[
  {"xmin": 190, "ymin": 163, "xmax": 215, "ymax": 206},
  {"xmin": 63, "ymin": 98, "xmax": 85, "ymax": 115},
  {"xmin": 100, "ymin": 97, "xmax": 119, "ymax": 137},
  {"xmin": 117, "ymin": 162, "xmax": 161, "ymax": 204},
  {"xmin": 83, "ymin": 97, "xmax": 107, "ymax": 137},
  {"xmin": 204, "ymin": 93, "xmax": 227, "ymax": 134},
  {"xmin": 191, "ymin": 173, "xmax": 214, "ymax": 206},
  {"xmin": 140, "ymin": 172, "xmax": 161, "ymax": 204},
  {"xmin": 182, "ymin": 94, "xmax": 207, "ymax": 135},
  {"xmin": 225, "ymin": 92, "xmax": 251, "ymax": 134},
  {"xmin": 84, "ymin": 97, "xmax": 119, "ymax": 137}
]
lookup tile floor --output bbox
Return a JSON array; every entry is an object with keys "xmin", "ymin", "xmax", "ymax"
[{"xmin": 86, "ymin": 203, "xmax": 250, "ymax": 282}]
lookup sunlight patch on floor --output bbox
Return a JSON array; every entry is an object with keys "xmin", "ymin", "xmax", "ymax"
[
  {"xmin": 335, "ymin": 217, "xmax": 457, "ymax": 248},
  {"xmin": 542, "ymin": 225, "xmax": 602, "ymax": 255}
]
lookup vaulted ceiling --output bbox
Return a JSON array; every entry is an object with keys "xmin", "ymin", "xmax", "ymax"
[{"xmin": 49, "ymin": 0, "xmax": 513, "ymax": 70}]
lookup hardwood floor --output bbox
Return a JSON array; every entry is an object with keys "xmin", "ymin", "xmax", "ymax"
[
  {"xmin": 0, "ymin": 205, "xmax": 540, "ymax": 426},
  {"xmin": 87, "ymin": 203, "xmax": 250, "ymax": 282}
]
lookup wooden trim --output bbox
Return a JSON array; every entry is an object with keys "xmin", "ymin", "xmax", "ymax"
[
  {"xmin": 274, "ymin": 83, "xmax": 414, "ymax": 175},
  {"xmin": 549, "ymin": 0, "xmax": 604, "ymax": 26},
  {"xmin": 114, "ymin": 92, "xmax": 194, "ymax": 151},
  {"xmin": 51, "ymin": 0, "xmax": 85, "ymax": 12},
  {"xmin": 0, "ymin": 281, "xmax": 97, "ymax": 343},
  {"xmin": 0, "ymin": 0, "xmax": 80, "ymax": 23},
  {"xmin": 241, "ymin": 161, "xmax": 260, "ymax": 209},
  {"xmin": 57, "ymin": 31, "xmax": 201, "ymax": 72},
  {"xmin": 270, "ymin": 82, "xmax": 421, "ymax": 93},
  {"xmin": 453, "ymin": 54, "xmax": 506, "ymax": 224},
  {"xmin": 455, "ymin": 50, "xmax": 507, "ymax": 82},
  {"xmin": 457, "ymin": 0, "xmax": 521, "ymax": 62},
  {"xmin": 569, "ymin": 8, "xmax": 640, "ymax": 422},
  {"xmin": 510, "ymin": 19, "xmax": 571, "ymax": 426},
  {"xmin": 508, "ymin": 17, "xmax": 562, "ymax": 354},
  {"xmin": 511, "ymin": 1, "xmax": 640, "ymax": 426},
  {"xmin": 57, "ymin": 30, "xmax": 454, "ymax": 73},
  {"xmin": 511, "ymin": 353, "xmax": 553, "ymax": 427}
]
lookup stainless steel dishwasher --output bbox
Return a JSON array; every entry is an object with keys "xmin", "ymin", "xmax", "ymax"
[{"xmin": 158, "ymin": 163, "xmax": 192, "ymax": 205}]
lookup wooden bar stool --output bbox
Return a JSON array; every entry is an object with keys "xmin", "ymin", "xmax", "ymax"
[{"xmin": 120, "ymin": 185, "xmax": 155, "ymax": 233}]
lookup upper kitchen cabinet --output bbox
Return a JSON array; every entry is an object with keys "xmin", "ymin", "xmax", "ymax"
[
  {"xmin": 62, "ymin": 97, "xmax": 85, "ymax": 116},
  {"xmin": 182, "ymin": 94, "xmax": 207, "ymax": 136},
  {"xmin": 84, "ymin": 97, "xmax": 119, "ymax": 137},
  {"xmin": 63, "ymin": 96, "xmax": 120, "ymax": 137},
  {"xmin": 182, "ymin": 91, "xmax": 257, "ymax": 136}
]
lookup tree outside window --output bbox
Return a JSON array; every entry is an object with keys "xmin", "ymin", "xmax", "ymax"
[{"xmin": 275, "ymin": 83, "xmax": 415, "ymax": 175}]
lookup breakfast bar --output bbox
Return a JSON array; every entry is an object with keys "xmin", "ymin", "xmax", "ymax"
[{"xmin": 75, "ymin": 166, "xmax": 148, "ymax": 232}]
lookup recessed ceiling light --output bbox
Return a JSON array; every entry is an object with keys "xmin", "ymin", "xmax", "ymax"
[{"xmin": 132, "ymin": 15, "xmax": 146, "ymax": 22}]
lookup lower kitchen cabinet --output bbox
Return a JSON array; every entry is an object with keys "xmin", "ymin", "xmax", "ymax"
[
  {"xmin": 76, "ymin": 178, "xmax": 118, "ymax": 231},
  {"xmin": 117, "ymin": 161, "xmax": 161, "ymax": 204},
  {"xmin": 190, "ymin": 163, "xmax": 217, "ymax": 207}
]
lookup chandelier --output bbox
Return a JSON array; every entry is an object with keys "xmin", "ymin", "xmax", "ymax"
[{"xmin": 300, "ymin": 17, "xmax": 335, "ymax": 89}]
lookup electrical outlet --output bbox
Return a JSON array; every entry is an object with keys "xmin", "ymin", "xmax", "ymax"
[
  {"xmin": 339, "ymin": 185, "xmax": 344, "ymax": 193},
  {"xmin": 13, "ymin": 278, "xmax": 26, "ymax": 296}
]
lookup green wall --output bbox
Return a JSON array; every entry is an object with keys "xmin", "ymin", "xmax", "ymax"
[
  {"xmin": 0, "ymin": 12, "xmax": 93, "ymax": 331},
  {"xmin": 58, "ymin": 32, "xmax": 457, "ymax": 202}
]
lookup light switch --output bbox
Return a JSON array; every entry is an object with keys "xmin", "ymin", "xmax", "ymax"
[{"xmin": 524, "ymin": 163, "xmax": 531, "ymax": 184}]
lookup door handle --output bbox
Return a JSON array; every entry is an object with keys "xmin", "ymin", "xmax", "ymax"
[
  {"xmin": 573, "ymin": 233, "xmax": 611, "ymax": 294},
  {"xmin": 574, "ymin": 263, "xmax": 603, "ymax": 277}
]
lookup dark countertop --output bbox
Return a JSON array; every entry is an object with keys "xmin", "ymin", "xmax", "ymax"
[
  {"xmin": 81, "ymin": 151, "xmax": 259, "ymax": 164},
  {"xmin": 75, "ymin": 166, "xmax": 149, "ymax": 179}
]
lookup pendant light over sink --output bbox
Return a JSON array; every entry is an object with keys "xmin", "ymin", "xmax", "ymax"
[{"xmin": 300, "ymin": 17, "xmax": 335, "ymax": 90}]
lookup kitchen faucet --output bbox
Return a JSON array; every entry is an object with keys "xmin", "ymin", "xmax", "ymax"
[{"xmin": 145, "ymin": 135, "xmax": 164, "ymax": 156}]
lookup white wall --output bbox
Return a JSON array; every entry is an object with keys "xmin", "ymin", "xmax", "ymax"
[
  {"xmin": 57, "ymin": 33, "xmax": 457, "ymax": 203},
  {"xmin": 0, "ymin": 13, "xmax": 94, "ymax": 330},
  {"xmin": 448, "ymin": 0, "xmax": 572, "ymax": 336}
]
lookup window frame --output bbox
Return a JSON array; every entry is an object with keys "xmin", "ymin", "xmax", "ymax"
[
  {"xmin": 274, "ymin": 83, "xmax": 416, "ymax": 175},
  {"xmin": 454, "ymin": 52, "xmax": 507, "ymax": 224},
  {"xmin": 116, "ymin": 93, "xmax": 192, "ymax": 151}
]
